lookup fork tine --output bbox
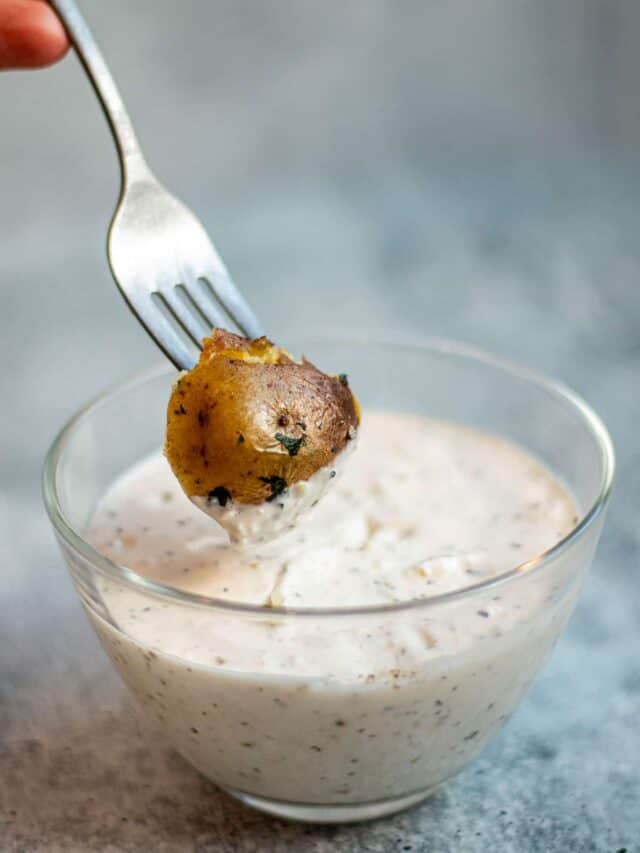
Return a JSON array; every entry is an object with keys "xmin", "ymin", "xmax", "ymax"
[
  {"xmin": 159, "ymin": 288, "xmax": 209, "ymax": 348},
  {"xmin": 174, "ymin": 284, "xmax": 218, "ymax": 337},
  {"xmin": 182, "ymin": 278, "xmax": 235, "ymax": 334},
  {"xmin": 134, "ymin": 296, "xmax": 198, "ymax": 370},
  {"xmin": 200, "ymin": 270, "xmax": 264, "ymax": 339}
]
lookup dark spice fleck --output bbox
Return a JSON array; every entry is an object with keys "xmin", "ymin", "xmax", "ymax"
[
  {"xmin": 174, "ymin": 404, "xmax": 187, "ymax": 415},
  {"xmin": 338, "ymin": 373, "xmax": 349, "ymax": 386},
  {"xmin": 197, "ymin": 410, "xmax": 207, "ymax": 427},
  {"xmin": 207, "ymin": 486, "xmax": 231, "ymax": 507},
  {"xmin": 238, "ymin": 433, "xmax": 245, "ymax": 444},
  {"xmin": 259, "ymin": 475, "xmax": 288, "ymax": 501},
  {"xmin": 275, "ymin": 433, "xmax": 306, "ymax": 456}
]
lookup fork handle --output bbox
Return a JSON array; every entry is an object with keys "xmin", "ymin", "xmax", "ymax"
[{"xmin": 49, "ymin": 0, "xmax": 148, "ymax": 180}]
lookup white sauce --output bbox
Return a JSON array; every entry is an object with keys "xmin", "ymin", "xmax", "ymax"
[{"xmin": 88, "ymin": 411, "xmax": 580, "ymax": 806}]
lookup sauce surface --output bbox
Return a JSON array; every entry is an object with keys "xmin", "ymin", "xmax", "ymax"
[{"xmin": 91, "ymin": 410, "xmax": 577, "ymax": 610}]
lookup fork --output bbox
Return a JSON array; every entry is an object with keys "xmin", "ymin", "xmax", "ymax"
[{"xmin": 49, "ymin": 0, "xmax": 264, "ymax": 370}]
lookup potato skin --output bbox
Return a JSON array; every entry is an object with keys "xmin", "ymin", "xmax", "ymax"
[{"xmin": 165, "ymin": 330, "xmax": 360, "ymax": 504}]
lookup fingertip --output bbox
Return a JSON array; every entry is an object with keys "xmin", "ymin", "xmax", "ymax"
[
  {"xmin": 0, "ymin": 1, "xmax": 69, "ymax": 69},
  {"xmin": 24, "ymin": 1, "xmax": 69, "ymax": 66}
]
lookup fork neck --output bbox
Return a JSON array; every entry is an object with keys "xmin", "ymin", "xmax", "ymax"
[
  {"xmin": 120, "ymin": 152, "xmax": 153, "ymax": 186},
  {"xmin": 49, "ymin": 0, "xmax": 153, "ymax": 186}
]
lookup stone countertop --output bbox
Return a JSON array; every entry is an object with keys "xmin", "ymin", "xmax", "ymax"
[{"xmin": 1, "ymin": 2, "xmax": 639, "ymax": 850}]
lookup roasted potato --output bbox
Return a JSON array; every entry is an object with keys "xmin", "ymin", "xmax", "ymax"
[{"xmin": 165, "ymin": 330, "xmax": 360, "ymax": 506}]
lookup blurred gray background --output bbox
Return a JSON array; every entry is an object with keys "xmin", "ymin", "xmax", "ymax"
[{"xmin": 1, "ymin": 2, "xmax": 639, "ymax": 851}]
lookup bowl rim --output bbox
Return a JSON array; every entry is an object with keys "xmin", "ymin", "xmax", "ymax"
[{"xmin": 42, "ymin": 334, "xmax": 615, "ymax": 618}]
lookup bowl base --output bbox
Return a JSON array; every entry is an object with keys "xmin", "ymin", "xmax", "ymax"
[{"xmin": 222, "ymin": 784, "xmax": 440, "ymax": 824}]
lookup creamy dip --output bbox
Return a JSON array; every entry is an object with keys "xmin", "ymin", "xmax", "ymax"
[{"xmin": 88, "ymin": 411, "xmax": 580, "ymax": 806}]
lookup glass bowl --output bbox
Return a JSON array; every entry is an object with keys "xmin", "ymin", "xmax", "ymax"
[{"xmin": 42, "ymin": 337, "xmax": 614, "ymax": 823}]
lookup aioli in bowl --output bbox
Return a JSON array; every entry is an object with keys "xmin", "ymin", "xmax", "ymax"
[{"xmin": 87, "ymin": 411, "xmax": 578, "ymax": 808}]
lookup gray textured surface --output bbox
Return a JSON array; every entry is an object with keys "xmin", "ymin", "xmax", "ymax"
[{"xmin": 1, "ymin": 2, "xmax": 639, "ymax": 851}]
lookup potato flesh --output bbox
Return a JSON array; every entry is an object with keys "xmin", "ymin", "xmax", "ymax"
[{"xmin": 165, "ymin": 330, "xmax": 360, "ymax": 505}]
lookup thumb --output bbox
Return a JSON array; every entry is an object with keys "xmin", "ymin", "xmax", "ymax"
[{"xmin": 0, "ymin": 0, "xmax": 68, "ymax": 69}]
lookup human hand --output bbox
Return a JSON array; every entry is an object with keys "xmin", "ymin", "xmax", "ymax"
[{"xmin": 0, "ymin": 0, "xmax": 68, "ymax": 69}]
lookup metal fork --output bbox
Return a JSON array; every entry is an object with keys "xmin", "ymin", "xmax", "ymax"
[{"xmin": 49, "ymin": 0, "xmax": 264, "ymax": 370}]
